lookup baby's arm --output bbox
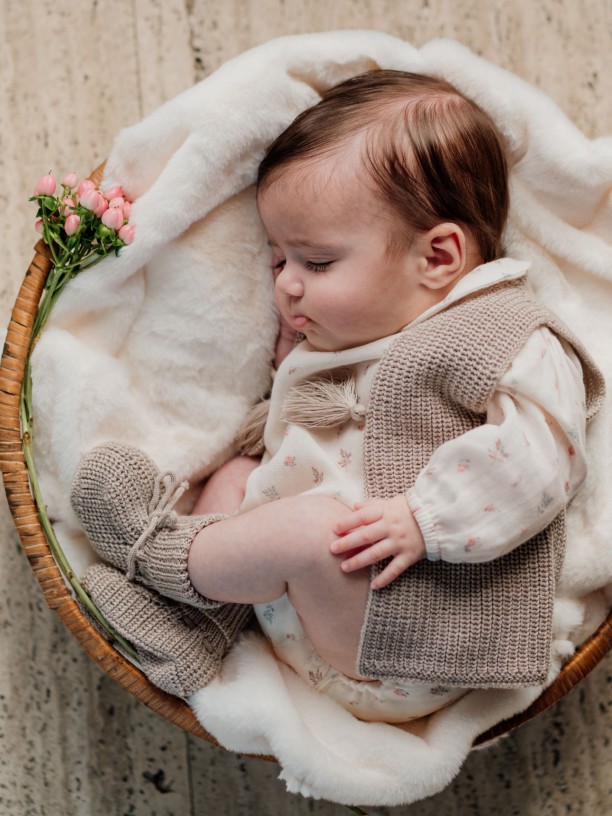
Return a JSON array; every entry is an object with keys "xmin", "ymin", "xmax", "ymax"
[{"xmin": 331, "ymin": 328, "xmax": 588, "ymax": 585}]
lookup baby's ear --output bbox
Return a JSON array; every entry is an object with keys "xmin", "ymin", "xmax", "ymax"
[{"xmin": 419, "ymin": 223, "xmax": 467, "ymax": 290}]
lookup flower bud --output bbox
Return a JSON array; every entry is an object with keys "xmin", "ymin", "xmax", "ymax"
[
  {"xmin": 36, "ymin": 174, "xmax": 56, "ymax": 196},
  {"xmin": 35, "ymin": 219, "xmax": 44, "ymax": 234},
  {"xmin": 77, "ymin": 179, "xmax": 96, "ymax": 197},
  {"xmin": 121, "ymin": 200, "xmax": 132, "ymax": 220},
  {"xmin": 101, "ymin": 207, "xmax": 124, "ymax": 230},
  {"xmin": 93, "ymin": 196, "xmax": 109, "ymax": 217},
  {"xmin": 108, "ymin": 196, "xmax": 125, "ymax": 209},
  {"xmin": 62, "ymin": 196, "xmax": 76, "ymax": 216},
  {"xmin": 104, "ymin": 185, "xmax": 125, "ymax": 201},
  {"xmin": 118, "ymin": 224, "xmax": 135, "ymax": 245},
  {"xmin": 62, "ymin": 172, "xmax": 78, "ymax": 189},
  {"xmin": 79, "ymin": 188, "xmax": 101, "ymax": 211},
  {"xmin": 65, "ymin": 214, "xmax": 81, "ymax": 235}
]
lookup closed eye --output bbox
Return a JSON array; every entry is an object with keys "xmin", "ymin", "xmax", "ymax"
[{"xmin": 305, "ymin": 260, "xmax": 332, "ymax": 273}]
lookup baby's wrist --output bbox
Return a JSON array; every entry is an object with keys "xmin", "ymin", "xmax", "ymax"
[{"xmin": 405, "ymin": 490, "xmax": 439, "ymax": 560}]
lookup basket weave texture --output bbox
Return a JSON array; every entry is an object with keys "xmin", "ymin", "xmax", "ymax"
[{"xmin": 1, "ymin": 167, "xmax": 610, "ymax": 748}]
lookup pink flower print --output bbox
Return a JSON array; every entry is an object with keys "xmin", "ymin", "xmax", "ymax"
[
  {"xmin": 488, "ymin": 438, "xmax": 510, "ymax": 461},
  {"xmin": 456, "ymin": 459, "xmax": 470, "ymax": 473},
  {"xmin": 464, "ymin": 536, "xmax": 479, "ymax": 553},
  {"xmin": 564, "ymin": 480, "xmax": 571, "ymax": 495},
  {"xmin": 283, "ymin": 454, "xmax": 296, "ymax": 467},
  {"xmin": 483, "ymin": 504, "xmax": 496, "ymax": 512},
  {"xmin": 393, "ymin": 688, "xmax": 410, "ymax": 698},
  {"xmin": 337, "ymin": 449, "xmax": 352, "ymax": 470},
  {"xmin": 311, "ymin": 467, "xmax": 324, "ymax": 485},
  {"xmin": 288, "ymin": 366, "xmax": 298, "ymax": 375},
  {"xmin": 568, "ymin": 444, "xmax": 576, "ymax": 457}
]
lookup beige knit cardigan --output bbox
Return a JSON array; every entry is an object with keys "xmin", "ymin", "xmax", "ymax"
[{"xmin": 358, "ymin": 278, "xmax": 605, "ymax": 688}]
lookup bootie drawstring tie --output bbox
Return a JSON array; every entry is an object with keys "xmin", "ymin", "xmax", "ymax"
[{"xmin": 125, "ymin": 472, "xmax": 189, "ymax": 580}]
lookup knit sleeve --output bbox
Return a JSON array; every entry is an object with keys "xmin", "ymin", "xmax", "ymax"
[{"xmin": 408, "ymin": 328, "xmax": 587, "ymax": 563}]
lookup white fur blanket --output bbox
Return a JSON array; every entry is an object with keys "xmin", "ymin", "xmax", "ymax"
[{"xmin": 30, "ymin": 31, "xmax": 612, "ymax": 807}]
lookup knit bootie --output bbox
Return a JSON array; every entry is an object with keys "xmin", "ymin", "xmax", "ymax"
[
  {"xmin": 71, "ymin": 442, "xmax": 228, "ymax": 612},
  {"xmin": 81, "ymin": 563, "xmax": 249, "ymax": 697}
]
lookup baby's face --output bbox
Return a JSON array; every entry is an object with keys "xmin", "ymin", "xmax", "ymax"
[{"xmin": 258, "ymin": 161, "xmax": 434, "ymax": 352}]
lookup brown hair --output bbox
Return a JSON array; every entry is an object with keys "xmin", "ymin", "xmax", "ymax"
[{"xmin": 257, "ymin": 70, "xmax": 509, "ymax": 262}]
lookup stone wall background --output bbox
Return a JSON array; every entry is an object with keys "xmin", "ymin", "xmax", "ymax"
[{"xmin": 1, "ymin": 1, "xmax": 610, "ymax": 813}]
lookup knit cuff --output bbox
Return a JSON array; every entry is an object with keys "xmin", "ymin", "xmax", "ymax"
[
  {"xmin": 406, "ymin": 489, "xmax": 440, "ymax": 561},
  {"xmin": 141, "ymin": 513, "xmax": 228, "ymax": 611}
]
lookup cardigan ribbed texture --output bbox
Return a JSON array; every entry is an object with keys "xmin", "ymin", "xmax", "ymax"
[{"xmin": 358, "ymin": 278, "xmax": 605, "ymax": 687}]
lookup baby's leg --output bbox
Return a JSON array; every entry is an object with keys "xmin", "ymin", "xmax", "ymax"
[
  {"xmin": 188, "ymin": 495, "xmax": 370, "ymax": 679},
  {"xmin": 192, "ymin": 455, "xmax": 260, "ymax": 515}
]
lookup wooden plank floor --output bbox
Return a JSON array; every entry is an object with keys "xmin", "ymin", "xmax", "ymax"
[{"xmin": 1, "ymin": 1, "xmax": 610, "ymax": 813}]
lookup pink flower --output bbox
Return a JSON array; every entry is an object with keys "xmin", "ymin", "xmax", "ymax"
[
  {"xmin": 79, "ymin": 188, "xmax": 101, "ymax": 211},
  {"xmin": 36, "ymin": 174, "xmax": 56, "ymax": 196},
  {"xmin": 77, "ymin": 179, "xmax": 96, "ymax": 197},
  {"xmin": 35, "ymin": 219, "xmax": 44, "ymax": 233},
  {"xmin": 61, "ymin": 196, "xmax": 76, "ymax": 215},
  {"xmin": 62, "ymin": 172, "xmax": 78, "ymax": 189},
  {"xmin": 104, "ymin": 185, "xmax": 124, "ymax": 201},
  {"xmin": 101, "ymin": 207, "xmax": 124, "ymax": 230},
  {"xmin": 64, "ymin": 214, "xmax": 81, "ymax": 235},
  {"xmin": 121, "ymin": 200, "xmax": 131, "ymax": 220},
  {"xmin": 108, "ymin": 196, "xmax": 124, "ymax": 209},
  {"xmin": 118, "ymin": 223, "xmax": 135, "ymax": 245},
  {"xmin": 93, "ymin": 196, "xmax": 108, "ymax": 217}
]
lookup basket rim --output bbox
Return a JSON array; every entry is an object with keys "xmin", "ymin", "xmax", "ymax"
[{"xmin": 1, "ymin": 165, "xmax": 610, "ymax": 750}]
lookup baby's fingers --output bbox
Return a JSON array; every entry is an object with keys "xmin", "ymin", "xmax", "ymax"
[
  {"xmin": 370, "ymin": 553, "xmax": 413, "ymax": 590},
  {"xmin": 338, "ymin": 537, "xmax": 397, "ymax": 574},
  {"xmin": 332, "ymin": 502, "xmax": 383, "ymax": 536},
  {"xmin": 330, "ymin": 519, "xmax": 388, "ymax": 555}
]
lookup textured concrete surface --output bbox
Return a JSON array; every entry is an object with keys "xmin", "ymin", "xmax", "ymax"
[{"xmin": 1, "ymin": 1, "xmax": 611, "ymax": 814}]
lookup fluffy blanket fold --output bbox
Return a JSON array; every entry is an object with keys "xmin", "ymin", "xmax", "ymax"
[{"xmin": 30, "ymin": 31, "xmax": 612, "ymax": 807}]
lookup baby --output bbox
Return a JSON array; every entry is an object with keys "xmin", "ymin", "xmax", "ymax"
[{"xmin": 73, "ymin": 71, "xmax": 604, "ymax": 723}]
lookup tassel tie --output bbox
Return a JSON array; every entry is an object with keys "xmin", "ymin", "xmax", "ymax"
[
  {"xmin": 281, "ymin": 369, "xmax": 367, "ymax": 429},
  {"xmin": 125, "ymin": 471, "xmax": 189, "ymax": 580}
]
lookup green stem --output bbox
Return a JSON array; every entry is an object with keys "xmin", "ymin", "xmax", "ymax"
[{"xmin": 20, "ymin": 272, "xmax": 138, "ymax": 661}]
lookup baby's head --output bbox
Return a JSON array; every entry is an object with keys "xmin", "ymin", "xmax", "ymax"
[{"xmin": 257, "ymin": 70, "xmax": 510, "ymax": 351}]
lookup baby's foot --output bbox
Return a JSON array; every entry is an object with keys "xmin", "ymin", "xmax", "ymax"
[
  {"xmin": 71, "ymin": 442, "xmax": 226, "ymax": 610},
  {"xmin": 81, "ymin": 563, "xmax": 251, "ymax": 696}
]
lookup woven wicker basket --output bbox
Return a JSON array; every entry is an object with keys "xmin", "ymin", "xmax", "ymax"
[{"xmin": 1, "ymin": 166, "xmax": 610, "ymax": 749}]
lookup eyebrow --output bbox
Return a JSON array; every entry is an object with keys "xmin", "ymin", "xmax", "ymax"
[{"xmin": 266, "ymin": 238, "xmax": 339, "ymax": 251}]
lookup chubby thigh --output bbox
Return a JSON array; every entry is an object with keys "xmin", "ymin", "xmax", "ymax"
[{"xmin": 188, "ymin": 493, "xmax": 371, "ymax": 679}]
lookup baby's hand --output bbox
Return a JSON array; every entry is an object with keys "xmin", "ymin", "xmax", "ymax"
[{"xmin": 330, "ymin": 495, "xmax": 426, "ymax": 589}]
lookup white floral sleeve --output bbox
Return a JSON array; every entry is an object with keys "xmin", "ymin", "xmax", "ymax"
[{"xmin": 407, "ymin": 327, "xmax": 588, "ymax": 563}]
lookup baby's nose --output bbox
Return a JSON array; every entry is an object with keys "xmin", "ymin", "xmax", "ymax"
[{"xmin": 276, "ymin": 266, "xmax": 304, "ymax": 297}]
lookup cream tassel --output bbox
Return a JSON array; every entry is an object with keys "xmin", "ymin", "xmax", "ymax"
[
  {"xmin": 281, "ymin": 369, "xmax": 366, "ymax": 429},
  {"xmin": 235, "ymin": 398, "xmax": 270, "ymax": 456}
]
